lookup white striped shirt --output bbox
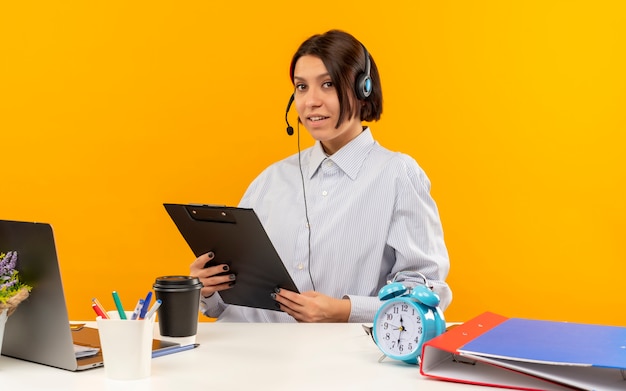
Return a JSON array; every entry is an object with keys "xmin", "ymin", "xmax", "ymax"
[{"xmin": 200, "ymin": 128, "xmax": 452, "ymax": 322}]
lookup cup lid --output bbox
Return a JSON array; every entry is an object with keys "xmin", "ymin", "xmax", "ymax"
[{"xmin": 153, "ymin": 275, "xmax": 202, "ymax": 289}]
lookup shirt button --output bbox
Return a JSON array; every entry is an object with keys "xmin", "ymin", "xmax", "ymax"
[
  {"xmin": 322, "ymin": 190, "xmax": 328, "ymax": 196},
  {"xmin": 297, "ymin": 263, "xmax": 304, "ymax": 270}
]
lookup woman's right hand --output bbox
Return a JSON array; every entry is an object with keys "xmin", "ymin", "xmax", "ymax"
[{"xmin": 189, "ymin": 252, "xmax": 236, "ymax": 298}]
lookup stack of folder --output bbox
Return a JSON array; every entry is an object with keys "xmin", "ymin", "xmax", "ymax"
[{"xmin": 420, "ymin": 311, "xmax": 626, "ymax": 391}]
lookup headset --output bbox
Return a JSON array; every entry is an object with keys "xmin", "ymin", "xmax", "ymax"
[
  {"xmin": 355, "ymin": 45, "xmax": 372, "ymax": 100},
  {"xmin": 285, "ymin": 44, "xmax": 372, "ymax": 136}
]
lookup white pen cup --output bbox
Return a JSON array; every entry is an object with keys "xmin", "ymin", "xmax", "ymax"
[{"xmin": 96, "ymin": 311, "xmax": 155, "ymax": 380}]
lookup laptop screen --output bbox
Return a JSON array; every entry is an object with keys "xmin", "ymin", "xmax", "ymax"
[{"xmin": 0, "ymin": 220, "xmax": 87, "ymax": 370}]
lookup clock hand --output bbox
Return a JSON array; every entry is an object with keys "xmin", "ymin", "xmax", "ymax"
[{"xmin": 396, "ymin": 315, "xmax": 404, "ymax": 345}]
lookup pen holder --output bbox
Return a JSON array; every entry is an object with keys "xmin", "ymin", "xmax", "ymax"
[{"xmin": 96, "ymin": 311, "xmax": 155, "ymax": 380}]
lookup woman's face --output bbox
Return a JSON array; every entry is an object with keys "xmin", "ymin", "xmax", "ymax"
[{"xmin": 293, "ymin": 55, "xmax": 363, "ymax": 155}]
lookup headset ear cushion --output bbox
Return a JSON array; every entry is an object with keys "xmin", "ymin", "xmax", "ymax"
[{"xmin": 355, "ymin": 73, "xmax": 372, "ymax": 100}]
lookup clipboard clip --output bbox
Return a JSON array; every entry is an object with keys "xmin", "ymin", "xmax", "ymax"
[{"xmin": 186, "ymin": 205, "xmax": 236, "ymax": 224}]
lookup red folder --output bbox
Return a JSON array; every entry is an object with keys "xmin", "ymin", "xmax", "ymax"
[{"xmin": 419, "ymin": 312, "xmax": 626, "ymax": 391}]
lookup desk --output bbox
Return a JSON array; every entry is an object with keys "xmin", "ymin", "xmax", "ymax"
[{"xmin": 1, "ymin": 322, "xmax": 497, "ymax": 391}]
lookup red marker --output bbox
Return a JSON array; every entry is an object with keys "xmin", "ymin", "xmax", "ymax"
[
  {"xmin": 91, "ymin": 297, "xmax": 110, "ymax": 319},
  {"xmin": 91, "ymin": 303, "xmax": 108, "ymax": 319}
]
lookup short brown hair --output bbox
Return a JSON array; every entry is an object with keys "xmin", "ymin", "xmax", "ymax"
[{"xmin": 289, "ymin": 30, "xmax": 383, "ymax": 128}]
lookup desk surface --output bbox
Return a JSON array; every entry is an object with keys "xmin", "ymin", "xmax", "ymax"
[{"xmin": 1, "ymin": 322, "xmax": 498, "ymax": 391}]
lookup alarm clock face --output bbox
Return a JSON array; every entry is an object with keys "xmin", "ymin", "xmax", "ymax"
[{"xmin": 373, "ymin": 299, "xmax": 425, "ymax": 360}]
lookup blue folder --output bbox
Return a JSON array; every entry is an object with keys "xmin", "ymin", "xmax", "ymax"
[
  {"xmin": 420, "ymin": 312, "xmax": 626, "ymax": 391},
  {"xmin": 460, "ymin": 318, "xmax": 626, "ymax": 369},
  {"xmin": 455, "ymin": 315, "xmax": 626, "ymax": 390}
]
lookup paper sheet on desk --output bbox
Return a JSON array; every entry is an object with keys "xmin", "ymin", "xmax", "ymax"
[{"xmin": 73, "ymin": 344, "xmax": 100, "ymax": 358}]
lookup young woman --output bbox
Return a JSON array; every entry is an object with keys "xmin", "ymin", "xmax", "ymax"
[{"xmin": 190, "ymin": 30, "xmax": 452, "ymax": 322}]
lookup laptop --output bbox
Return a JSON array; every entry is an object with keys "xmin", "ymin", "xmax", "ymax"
[{"xmin": 0, "ymin": 219, "xmax": 177, "ymax": 371}]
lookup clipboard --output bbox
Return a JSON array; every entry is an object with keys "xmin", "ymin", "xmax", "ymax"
[{"xmin": 163, "ymin": 203, "xmax": 300, "ymax": 311}]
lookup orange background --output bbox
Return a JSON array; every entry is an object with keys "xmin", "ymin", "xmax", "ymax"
[{"xmin": 1, "ymin": 1, "xmax": 625, "ymax": 324}]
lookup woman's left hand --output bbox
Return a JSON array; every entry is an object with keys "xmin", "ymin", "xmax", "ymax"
[{"xmin": 272, "ymin": 289, "xmax": 351, "ymax": 322}]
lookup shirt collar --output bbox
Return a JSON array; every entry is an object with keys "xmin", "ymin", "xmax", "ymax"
[{"xmin": 307, "ymin": 127, "xmax": 376, "ymax": 180}]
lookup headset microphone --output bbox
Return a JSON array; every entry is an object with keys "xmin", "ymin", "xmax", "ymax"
[{"xmin": 285, "ymin": 93, "xmax": 295, "ymax": 136}]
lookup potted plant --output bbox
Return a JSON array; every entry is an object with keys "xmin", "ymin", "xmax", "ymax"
[{"xmin": 1, "ymin": 251, "xmax": 32, "ymax": 352}]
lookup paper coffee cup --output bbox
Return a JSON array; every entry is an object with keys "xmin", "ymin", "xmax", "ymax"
[{"xmin": 153, "ymin": 276, "xmax": 202, "ymax": 345}]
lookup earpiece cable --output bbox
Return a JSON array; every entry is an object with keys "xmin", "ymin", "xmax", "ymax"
[{"xmin": 296, "ymin": 122, "xmax": 316, "ymax": 291}]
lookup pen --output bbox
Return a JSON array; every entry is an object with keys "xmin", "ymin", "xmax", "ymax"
[
  {"xmin": 112, "ymin": 291, "xmax": 127, "ymax": 320},
  {"xmin": 144, "ymin": 299, "xmax": 162, "ymax": 321},
  {"xmin": 91, "ymin": 297, "xmax": 110, "ymax": 319},
  {"xmin": 138, "ymin": 291, "xmax": 152, "ymax": 319},
  {"xmin": 152, "ymin": 343, "xmax": 200, "ymax": 358},
  {"xmin": 130, "ymin": 299, "xmax": 144, "ymax": 320},
  {"xmin": 91, "ymin": 303, "xmax": 108, "ymax": 319}
]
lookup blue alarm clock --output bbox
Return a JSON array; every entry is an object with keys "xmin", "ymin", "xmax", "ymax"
[{"xmin": 371, "ymin": 272, "xmax": 446, "ymax": 364}]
